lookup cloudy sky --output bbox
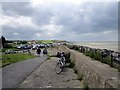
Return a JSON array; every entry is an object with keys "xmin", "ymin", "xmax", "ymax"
[{"xmin": 1, "ymin": 0, "xmax": 118, "ymax": 41}]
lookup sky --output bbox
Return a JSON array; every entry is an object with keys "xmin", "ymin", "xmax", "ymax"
[{"xmin": 1, "ymin": 0, "xmax": 119, "ymax": 41}]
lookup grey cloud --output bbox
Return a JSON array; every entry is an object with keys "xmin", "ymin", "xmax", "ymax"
[
  {"xmin": 2, "ymin": 2, "xmax": 118, "ymax": 41},
  {"xmin": 2, "ymin": 2, "xmax": 34, "ymax": 16},
  {"xmin": 54, "ymin": 2, "xmax": 118, "ymax": 34},
  {"xmin": 2, "ymin": 25, "xmax": 45, "ymax": 40}
]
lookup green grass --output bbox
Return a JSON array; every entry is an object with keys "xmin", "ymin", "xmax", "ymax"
[
  {"xmin": 2, "ymin": 53, "xmax": 36, "ymax": 67},
  {"xmin": 40, "ymin": 40, "xmax": 54, "ymax": 44}
]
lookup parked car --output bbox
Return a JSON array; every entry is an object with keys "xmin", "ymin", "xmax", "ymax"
[{"xmin": 32, "ymin": 44, "xmax": 38, "ymax": 50}]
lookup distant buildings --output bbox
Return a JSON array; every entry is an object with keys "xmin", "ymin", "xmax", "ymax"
[{"xmin": 28, "ymin": 40, "xmax": 38, "ymax": 45}]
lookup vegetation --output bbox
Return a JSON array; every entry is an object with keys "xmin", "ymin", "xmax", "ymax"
[
  {"xmin": 73, "ymin": 67, "xmax": 78, "ymax": 74},
  {"xmin": 46, "ymin": 55, "xmax": 51, "ymax": 60},
  {"xmin": 2, "ymin": 53, "xmax": 36, "ymax": 67},
  {"xmin": 77, "ymin": 74, "xmax": 83, "ymax": 81},
  {"xmin": 94, "ymin": 52, "xmax": 102, "ymax": 61},
  {"xmin": 83, "ymin": 82, "xmax": 89, "ymax": 90},
  {"xmin": 2, "ymin": 48, "xmax": 20, "ymax": 52},
  {"xmin": 65, "ymin": 44, "xmax": 118, "ymax": 69},
  {"xmin": 39, "ymin": 40, "xmax": 54, "ymax": 44},
  {"xmin": 67, "ymin": 60, "xmax": 75, "ymax": 68},
  {"xmin": 118, "ymin": 68, "xmax": 120, "ymax": 72},
  {"xmin": 65, "ymin": 52, "xmax": 71, "ymax": 63},
  {"xmin": 50, "ymin": 55, "xmax": 57, "ymax": 57},
  {"xmin": 0, "ymin": 61, "xmax": 2, "ymax": 68}
]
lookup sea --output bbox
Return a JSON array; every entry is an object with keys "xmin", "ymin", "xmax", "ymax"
[{"xmin": 70, "ymin": 41, "xmax": 119, "ymax": 52}]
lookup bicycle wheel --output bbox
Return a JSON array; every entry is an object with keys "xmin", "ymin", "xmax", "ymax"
[{"xmin": 55, "ymin": 62, "xmax": 63, "ymax": 74}]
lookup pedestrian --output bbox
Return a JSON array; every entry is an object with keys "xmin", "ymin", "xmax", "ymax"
[
  {"xmin": 36, "ymin": 48, "xmax": 41, "ymax": 57},
  {"xmin": 43, "ymin": 48, "xmax": 48, "ymax": 56}
]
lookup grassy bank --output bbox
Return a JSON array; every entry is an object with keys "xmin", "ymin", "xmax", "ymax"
[{"xmin": 1, "ymin": 53, "xmax": 36, "ymax": 67}]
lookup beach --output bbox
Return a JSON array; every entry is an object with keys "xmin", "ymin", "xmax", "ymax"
[{"xmin": 73, "ymin": 41, "xmax": 118, "ymax": 52}]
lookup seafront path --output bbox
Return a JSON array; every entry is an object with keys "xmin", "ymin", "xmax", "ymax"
[
  {"xmin": 2, "ymin": 52, "xmax": 46, "ymax": 88},
  {"xmin": 3, "ymin": 48, "xmax": 82, "ymax": 88},
  {"xmin": 18, "ymin": 48, "xmax": 82, "ymax": 88},
  {"xmin": 2, "ymin": 46, "xmax": 119, "ymax": 88}
]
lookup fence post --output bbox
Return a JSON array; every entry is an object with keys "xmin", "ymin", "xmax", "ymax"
[{"xmin": 110, "ymin": 54, "xmax": 113, "ymax": 67}]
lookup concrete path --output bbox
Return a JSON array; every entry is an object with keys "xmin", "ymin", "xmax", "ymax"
[
  {"xmin": 2, "ymin": 56, "xmax": 46, "ymax": 88},
  {"xmin": 19, "ymin": 57, "xmax": 82, "ymax": 88},
  {"xmin": 18, "ymin": 48, "xmax": 82, "ymax": 88}
]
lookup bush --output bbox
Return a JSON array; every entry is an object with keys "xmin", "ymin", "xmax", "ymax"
[
  {"xmin": 94, "ymin": 52, "xmax": 102, "ymax": 61},
  {"xmin": 84, "ymin": 51, "xmax": 89, "ymax": 56},
  {"xmin": 73, "ymin": 67, "xmax": 78, "ymax": 74},
  {"xmin": 65, "ymin": 52, "xmax": 71, "ymax": 63},
  {"xmin": 50, "ymin": 55, "xmax": 57, "ymax": 57},
  {"xmin": 118, "ymin": 68, "xmax": 120, "ymax": 72},
  {"xmin": 89, "ymin": 51, "xmax": 94, "ymax": 58},
  {"xmin": 77, "ymin": 74, "xmax": 83, "ymax": 81},
  {"xmin": 74, "ymin": 45, "xmax": 79, "ymax": 51},
  {"xmin": 83, "ymin": 82, "xmax": 89, "ymax": 90},
  {"xmin": 68, "ymin": 60, "xmax": 75, "ymax": 68},
  {"xmin": 101, "ymin": 56, "xmax": 111, "ymax": 65}
]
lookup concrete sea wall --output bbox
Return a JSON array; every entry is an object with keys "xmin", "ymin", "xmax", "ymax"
[{"xmin": 57, "ymin": 45, "xmax": 118, "ymax": 88}]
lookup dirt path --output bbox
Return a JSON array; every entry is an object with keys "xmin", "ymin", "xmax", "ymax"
[{"xmin": 19, "ymin": 48, "xmax": 82, "ymax": 88}]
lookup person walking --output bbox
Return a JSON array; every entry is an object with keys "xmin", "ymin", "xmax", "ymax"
[
  {"xmin": 36, "ymin": 48, "xmax": 41, "ymax": 57},
  {"xmin": 43, "ymin": 48, "xmax": 48, "ymax": 56}
]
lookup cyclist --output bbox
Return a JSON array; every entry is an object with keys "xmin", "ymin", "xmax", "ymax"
[
  {"xmin": 60, "ymin": 52, "xmax": 66, "ymax": 66},
  {"xmin": 57, "ymin": 52, "xmax": 61, "ymax": 58}
]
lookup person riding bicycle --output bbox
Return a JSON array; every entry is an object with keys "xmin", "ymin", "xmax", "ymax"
[
  {"xmin": 60, "ymin": 52, "xmax": 66, "ymax": 66},
  {"xmin": 57, "ymin": 52, "xmax": 61, "ymax": 58},
  {"xmin": 55, "ymin": 51, "xmax": 66, "ymax": 74}
]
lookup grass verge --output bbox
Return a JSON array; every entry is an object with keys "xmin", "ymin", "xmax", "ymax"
[{"xmin": 2, "ymin": 53, "xmax": 36, "ymax": 67}]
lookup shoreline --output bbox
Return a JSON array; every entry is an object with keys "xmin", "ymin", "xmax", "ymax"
[{"xmin": 71, "ymin": 42, "xmax": 118, "ymax": 52}]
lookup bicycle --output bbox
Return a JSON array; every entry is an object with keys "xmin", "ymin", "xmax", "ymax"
[{"xmin": 55, "ymin": 55, "xmax": 66, "ymax": 74}]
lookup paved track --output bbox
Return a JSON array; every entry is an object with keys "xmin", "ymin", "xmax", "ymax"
[{"xmin": 2, "ymin": 56, "xmax": 46, "ymax": 88}]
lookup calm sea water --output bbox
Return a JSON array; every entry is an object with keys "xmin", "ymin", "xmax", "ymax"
[{"xmin": 72, "ymin": 41, "xmax": 119, "ymax": 52}]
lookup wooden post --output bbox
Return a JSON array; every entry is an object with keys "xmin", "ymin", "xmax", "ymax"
[{"xmin": 110, "ymin": 54, "xmax": 113, "ymax": 67}]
